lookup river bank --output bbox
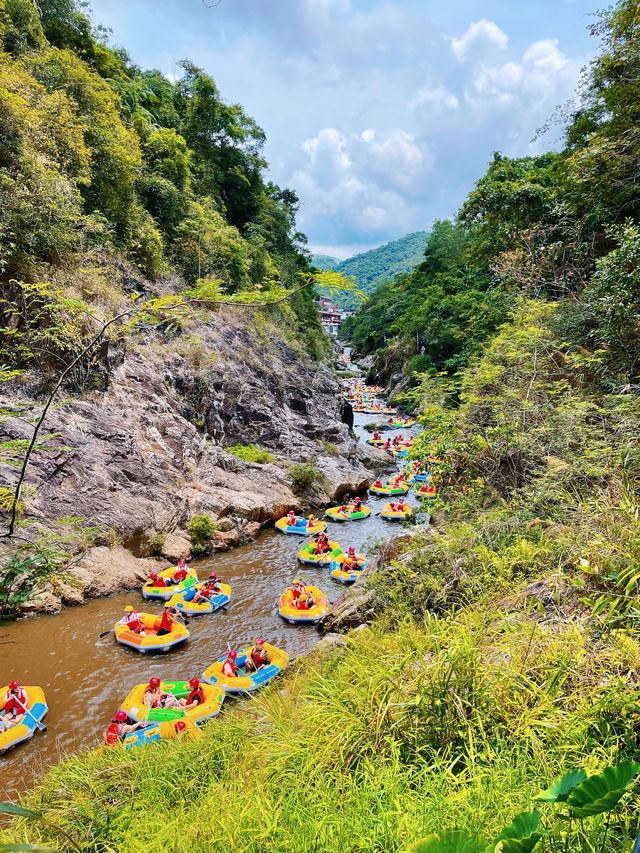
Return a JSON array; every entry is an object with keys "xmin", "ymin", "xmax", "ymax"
[
  {"xmin": 1, "ymin": 309, "xmax": 390, "ymax": 614},
  {"xmin": 0, "ymin": 410, "xmax": 420, "ymax": 801}
]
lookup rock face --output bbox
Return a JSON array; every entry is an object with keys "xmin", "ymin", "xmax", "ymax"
[{"xmin": 0, "ymin": 309, "xmax": 390, "ymax": 613}]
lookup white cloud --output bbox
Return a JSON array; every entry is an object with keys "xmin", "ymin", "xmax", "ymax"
[
  {"xmin": 450, "ymin": 19, "xmax": 509, "ymax": 62},
  {"xmin": 296, "ymin": 126, "xmax": 433, "ymax": 241},
  {"xmin": 410, "ymin": 84, "xmax": 460, "ymax": 113}
]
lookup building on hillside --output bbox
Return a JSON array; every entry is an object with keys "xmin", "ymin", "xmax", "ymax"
[{"xmin": 315, "ymin": 295, "xmax": 345, "ymax": 337}]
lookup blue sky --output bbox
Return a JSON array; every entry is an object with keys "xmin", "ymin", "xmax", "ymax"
[{"xmin": 90, "ymin": 0, "xmax": 596, "ymax": 258}]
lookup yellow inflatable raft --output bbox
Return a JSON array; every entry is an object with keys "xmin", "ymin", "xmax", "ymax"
[
  {"xmin": 121, "ymin": 680, "xmax": 225, "ymax": 724},
  {"xmin": 298, "ymin": 540, "xmax": 343, "ymax": 566},
  {"xmin": 381, "ymin": 502, "xmax": 414, "ymax": 521},
  {"xmin": 369, "ymin": 483, "xmax": 409, "ymax": 496},
  {"xmin": 169, "ymin": 582, "xmax": 231, "ymax": 615},
  {"xmin": 416, "ymin": 485, "xmax": 437, "ymax": 501},
  {"xmin": 325, "ymin": 505, "xmax": 372, "ymax": 522},
  {"xmin": 278, "ymin": 586, "xmax": 329, "ymax": 624},
  {"xmin": 0, "ymin": 686, "xmax": 47, "ymax": 754},
  {"xmin": 203, "ymin": 643, "xmax": 289, "ymax": 693},
  {"xmin": 142, "ymin": 566, "xmax": 198, "ymax": 601},
  {"xmin": 114, "ymin": 613, "xmax": 189, "ymax": 653},
  {"xmin": 275, "ymin": 516, "xmax": 327, "ymax": 535}
]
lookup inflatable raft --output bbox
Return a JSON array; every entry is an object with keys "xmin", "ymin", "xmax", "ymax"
[
  {"xmin": 381, "ymin": 503, "xmax": 414, "ymax": 521},
  {"xmin": 169, "ymin": 582, "xmax": 231, "ymax": 615},
  {"xmin": 369, "ymin": 483, "xmax": 409, "ymax": 496},
  {"xmin": 325, "ymin": 505, "xmax": 371, "ymax": 522},
  {"xmin": 330, "ymin": 555, "xmax": 368, "ymax": 584},
  {"xmin": 202, "ymin": 643, "xmax": 289, "ymax": 693},
  {"xmin": 142, "ymin": 566, "xmax": 198, "ymax": 601},
  {"xmin": 298, "ymin": 540, "xmax": 343, "ymax": 566},
  {"xmin": 114, "ymin": 613, "xmax": 189, "ymax": 653},
  {"xmin": 416, "ymin": 485, "xmax": 437, "ymax": 501},
  {"xmin": 275, "ymin": 516, "xmax": 326, "ymax": 535},
  {"xmin": 121, "ymin": 680, "xmax": 225, "ymax": 724},
  {"xmin": 0, "ymin": 686, "xmax": 47, "ymax": 754},
  {"xmin": 366, "ymin": 438, "xmax": 386, "ymax": 447},
  {"xmin": 278, "ymin": 586, "xmax": 329, "ymax": 624}
]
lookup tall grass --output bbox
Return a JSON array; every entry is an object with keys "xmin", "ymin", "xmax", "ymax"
[{"xmin": 9, "ymin": 611, "xmax": 639, "ymax": 852}]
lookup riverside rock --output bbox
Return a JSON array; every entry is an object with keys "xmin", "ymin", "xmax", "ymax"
[{"xmin": 0, "ymin": 310, "xmax": 388, "ymax": 612}]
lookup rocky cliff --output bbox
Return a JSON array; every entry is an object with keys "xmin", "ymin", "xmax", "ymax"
[{"xmin": 0, "ymin": 306, "xmax": 389, "ymax": 612}]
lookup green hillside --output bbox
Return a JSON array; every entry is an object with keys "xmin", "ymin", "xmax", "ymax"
[
  {"xmin": 311, "ymin": 253, "xmax": 340, "ymax": 269},
  {"xmin": 316, "ymin": 231, "xmax": 428, "ymax": 309}
]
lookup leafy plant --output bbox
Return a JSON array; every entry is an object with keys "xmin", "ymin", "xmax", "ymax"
[
  {"xmin": 288, "ymin": 463, "xmax": 322, "ymax": 495},
  {"xmin": 226, "ymin": 443, "xmax": 275, "ymax": 464},
  {"xmin": 186, "ymin": 514, "xmax": 215, "ymax": 557}
]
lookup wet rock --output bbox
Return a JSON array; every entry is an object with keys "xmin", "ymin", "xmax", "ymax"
[{"xmin": 211, "ymin": 529, "xmax": 242, "ymax": 552}]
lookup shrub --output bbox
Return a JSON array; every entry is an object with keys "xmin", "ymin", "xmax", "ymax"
[
  {"xmin": 226, "ymin": 444, "xmax": 275, "ymax": 464},
  {"xmin": 289, "ymin": 463, "xmax": 322, "ymax": 495},
  {"xmin": 186, "ymin": 514, "xmax": 215, "ymax": 557},
  {"xmin": 322, "ymin": 440, "xmax": 339, "ymax": 457}
]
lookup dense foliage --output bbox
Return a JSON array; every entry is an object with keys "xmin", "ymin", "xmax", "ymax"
[
  {"xmin": 0, "ymin": 0, "xmax": 326, "ymax": 354},
  {"xmin": 315, "ymin": 230, "xmax": 428, "ymax": 310},
  {"xmin": 346, "ymin": 0, "xmax": 640, "ymax": 393}
]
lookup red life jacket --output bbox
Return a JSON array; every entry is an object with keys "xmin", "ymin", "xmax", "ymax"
[
  {"xmin": 145, "ymin": 687, "xmax": 165, "ymax": 708},
  {"xmin": 4, "ymin": 688, "xmax": 27, "ymax": 715},
  {"xmin": 158, "ymin": 610, "xmax": 175, "ymax": 632},
  {"xmin": 174, "ymin": 568, "xmax": 188, "ymax": 583},
  {"xmin": 187, "ymin": 687, "xmax": 205, "ymax": 706},
  {"xmin": 251, "ymin": 647, "xmax": 268, "ymax": 667},
  {"xmin": 153, "ymin": 576, "xmax": 167, "ymax": 587},
  {"xmin": 222, "ymin": 659, "xmax": 237, "ymax": 677},
  {"xmin": 297, "ymin": 599, "xmax": 309, "ymax": 610},
  {"xmin": 105, "ymin": 722, "xmax": 123, "ymax": 744}
]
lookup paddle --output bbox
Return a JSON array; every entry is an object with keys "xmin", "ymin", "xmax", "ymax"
[{"xmin": 11, "ymin": 694, "xmax": 47, "ymax": 733}]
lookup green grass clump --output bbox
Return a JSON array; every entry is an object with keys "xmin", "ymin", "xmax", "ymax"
[
  {"xmin": 289, "ymin": 463, "xmax": 323, "ymax": 495},
  {"xmin": 186, "ymin": 514, "xmax": 216, "ymax": 557},
  {"xmin": 322, "ymin": 440, "xmax": 339, "ymax": 456},
  {"xmin": 9, "ymin": 614, "xmax": 640, "ymax": 852},
  {"xmin": 226, "ymin": 443, "xmax": 275, "ymax": 464}
]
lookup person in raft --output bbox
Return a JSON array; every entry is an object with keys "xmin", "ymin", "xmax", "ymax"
[
  {"xmin": 179, "ymin": 678, "xmax": 205, "ymax": 711},
  {"xmin": 118, "ymin": 605, "xmax": 146, "ymax": 635},
  {"xmin": 287, "ymin": 509, "xmax": 297, "ymax": 526},
  {"xmin": 148, "ymin": 571, "xmax": 166, "ymax": 588},
  {"xmin": 346, "ymin": 546, "xmax": 362, "ymax": 568},
  {"xmin": 307, "ymin": 514, "xmax": 318, "ymax": 528},
  {"xmin": 245, "ymin": 638, "xmax": 270, "ymax": 672},
  {"xmin": 372, "ymin": 478, "xmax": 383, "ymax": 489},
  {"xmin": 0, "ymin": 681, "xmax": 28, "ymax": 732},
  {"xmin": 383, "ymin": 439, "xmax": 391, "ymax": 450},
  {"xmin": 313, "ymin": 531, "xmax": 331, "ymax": 555},
  {"xmin": 222, "ymin": 650, "xmax": 238, "ymax": 677},
  {"xmin": 373, "ymin": 431, "xmax": 381, "ymax": 440},
  {"xmin": 143, "ymin": 677, "xmax": 181, "ymax": 710},
  {"xmin": 156, "ymin": 603, "xmax": 180, "ymax": 636},
  {"xmin": 353, "ymin": 496, "xmax": 363, "ymax": 512},
  {"xmin": 291, "ymin": 578, "xmax": 306, "ymax": 600},
  {"xmin": 104, "ymin": 710, "xmax": 148, "ymax": 744},
  {"xmin": 193, "ymin": 573, "xmax": 221, "ymax": 603},
  {"xmin": 169, "ymin": 559, "xmax": 189, "ymax": 585}
]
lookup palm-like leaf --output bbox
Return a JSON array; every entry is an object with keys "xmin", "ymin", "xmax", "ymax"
[
  {"xmin": 566, "ymin": 761, "xmax": 640, "ymax": 818},
  {"xmin": 536, "ymin": 769, "xmax": 587, "ymax": 803},
  {"xmin": 489, "ymin": 811, "xmax": 542, "ymax": 853}
]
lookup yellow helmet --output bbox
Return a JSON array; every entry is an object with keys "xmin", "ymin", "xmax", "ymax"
[
  {"xmin": 293, "ymin": 578, "xmax": 301, "ymax": 584},
  {"xmin": 125, "ymin": 605, "xmax": 134, "ymax": 612}
]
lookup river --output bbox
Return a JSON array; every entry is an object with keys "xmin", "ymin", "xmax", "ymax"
[{"xmin": 0, "ymin": 412, "xmax": 422, "ymax": 800}]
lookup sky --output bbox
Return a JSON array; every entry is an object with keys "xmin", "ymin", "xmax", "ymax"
[{"xmin": 89, "ymin": 0, "xmax": 597, "ymax": 259}]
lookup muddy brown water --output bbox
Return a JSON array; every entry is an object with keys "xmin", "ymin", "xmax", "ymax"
[{"xmin": 0, "ymin": 414, "xmax": 424, "ymax": 801}]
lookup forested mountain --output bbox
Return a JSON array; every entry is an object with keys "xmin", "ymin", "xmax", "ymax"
[
  {"xmin": 315, "ymin": 230, "xmax": 428, "ymax": 309},
  {"xmin": 0, "ymin": 0, "xmax": 329, "ymax": 361},
  {"xmin": 311, "ymin": 253, "xmax": 340, "ymax": 269},
  {"xmin": 345, "ymin": 0, "xmax": 640, "ymax": 389}
]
